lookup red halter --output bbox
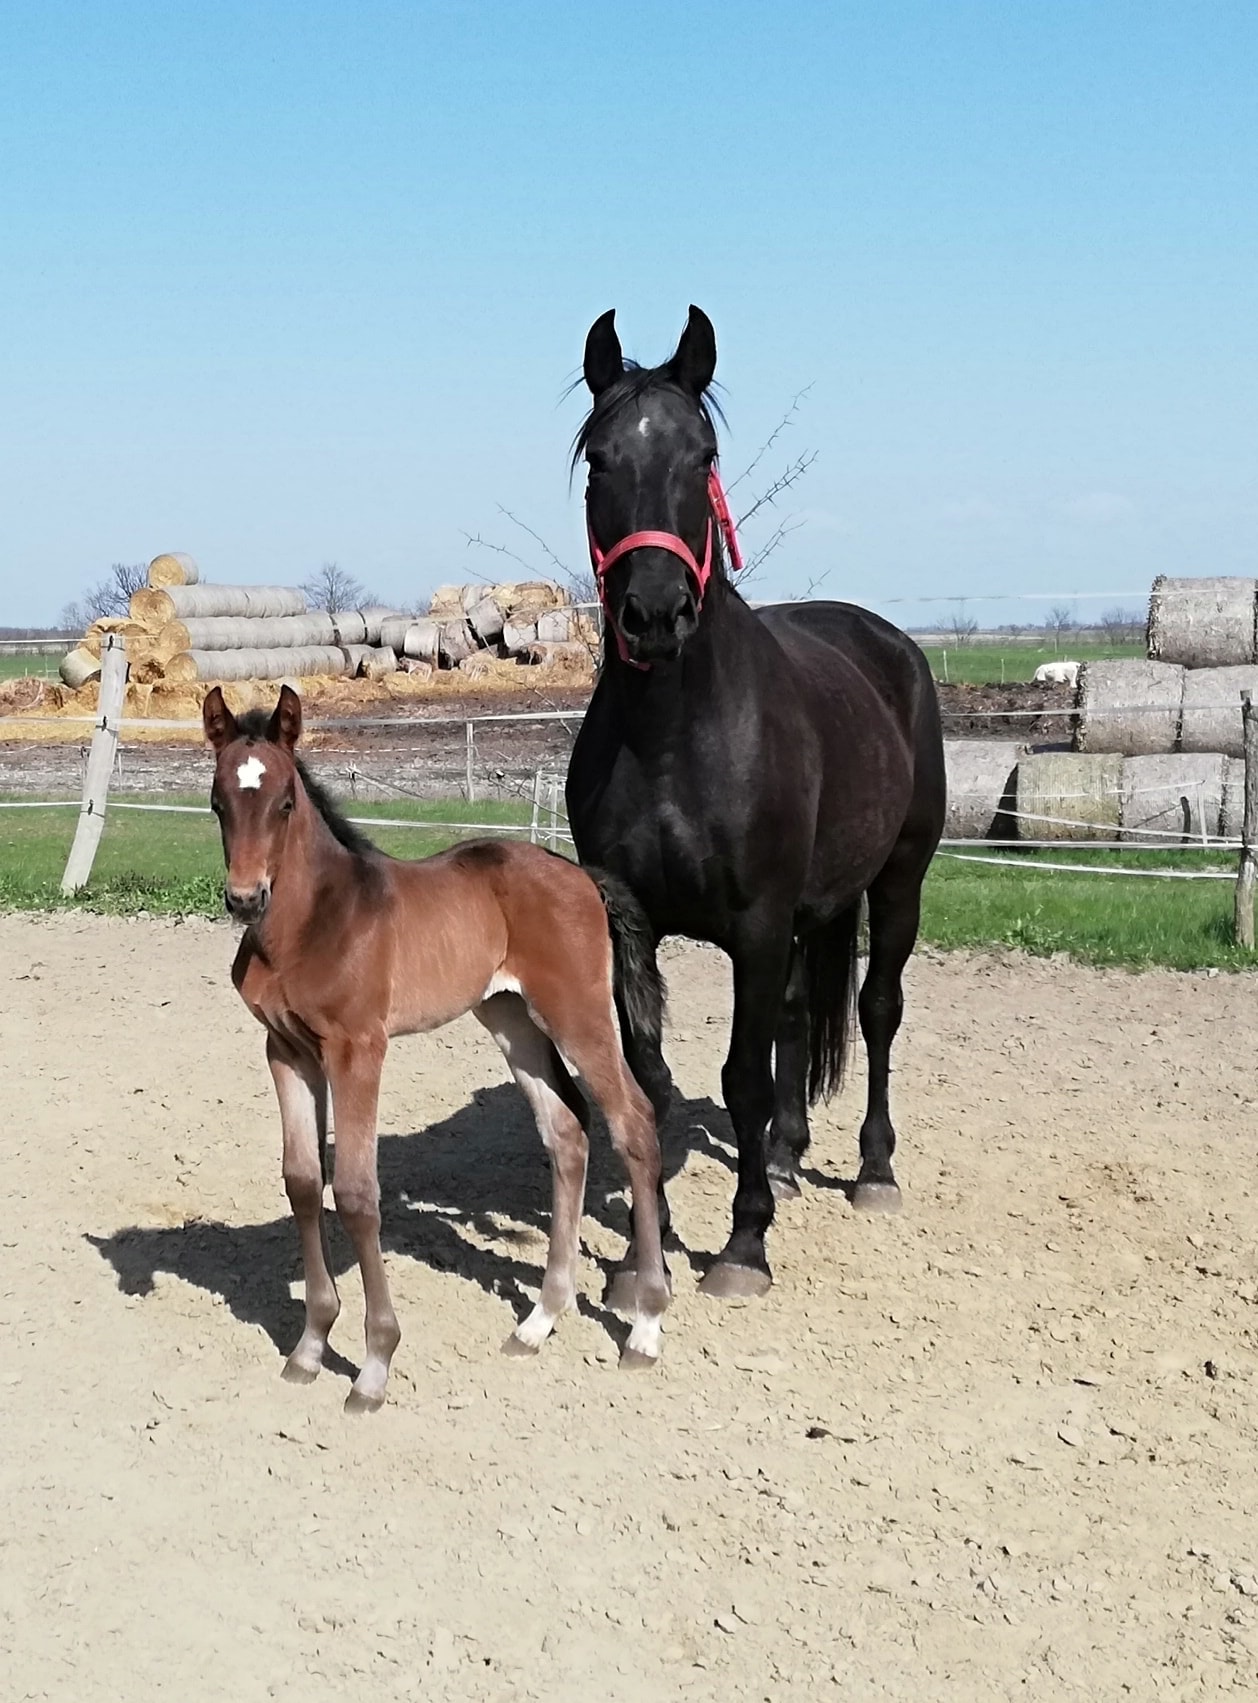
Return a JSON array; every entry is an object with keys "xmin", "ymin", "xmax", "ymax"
[{"xmin": 587, "ymin": 467, "xmax": 744, "ymax": 667}]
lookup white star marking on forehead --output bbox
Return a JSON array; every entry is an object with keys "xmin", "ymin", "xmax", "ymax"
[
  {"xmin": 236, "ymin": 755, "xmax": 267, "ymax": 790},
  {"xmin": 637, "ymin": 414, "xmax": 651, "ymax": 436}
]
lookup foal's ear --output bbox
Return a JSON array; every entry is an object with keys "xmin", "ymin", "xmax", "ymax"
[
  {"xmin": 669, "ymin": 304, "xmax": 717, "ymax": 396},
  {"xmin": 202, "ymin": 686, "xmax": 238, "ymax": 752},
  {"xmin": 268, "ymin": 684, "xmax": 303, "ymax": 749},
  {"xmin": 583, "ymin": 308, "xmax": 623, "ymax": 396}
]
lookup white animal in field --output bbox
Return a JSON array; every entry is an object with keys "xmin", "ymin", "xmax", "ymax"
[{"xmin": 1033, "ymin": 660, "xmax": 1080, "ymax": 688}]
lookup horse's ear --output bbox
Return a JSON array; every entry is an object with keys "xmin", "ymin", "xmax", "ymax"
[
  {"xmin": 202, "ymin": 686, "xmax": 238, "ymax": 752},
  {"xmin": 583, "ymin": 309, "xmax": 623, "ymax": 396},
  {"xmin": 669, "ymin": 304, "xmax": 717, "ymax": 396},
  {"xmin": 268, "ymin": 684, "xmax": 302, "ymax": 750}
]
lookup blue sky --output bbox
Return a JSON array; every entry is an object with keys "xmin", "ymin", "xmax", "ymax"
[{"xmin": 1, "ymin": 1, "xmax": 1254, "ymax": 628}]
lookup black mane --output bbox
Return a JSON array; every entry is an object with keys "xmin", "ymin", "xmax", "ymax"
[
  {"xmin": 570, "ymin": 360, "xmax": 725, "ymax": 472},
  {"xmin": 236, "ymin": 709, "xmax": 377, "ymax": 856}
]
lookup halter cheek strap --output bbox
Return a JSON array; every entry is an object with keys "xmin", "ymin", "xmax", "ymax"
[{"xmin": 587, "ymin": 467, "xmax": 743, "ymax": 668}]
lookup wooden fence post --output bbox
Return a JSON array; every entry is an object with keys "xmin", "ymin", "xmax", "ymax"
[
  {"xmin": 465, "ymin": 719, "xmax": 476, "ymax": 803},
  {"xmin": 61, "ymin": 634, "xmax": 127, "ymax": 894},
  {"xmin": 1235, "ymin": 690, "xmax": 1257, "ymax": 949}
]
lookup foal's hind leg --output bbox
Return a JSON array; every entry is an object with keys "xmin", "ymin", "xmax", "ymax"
[
  {"xmin": 475, "ymin": 993, "xmax": 589, "ymax": 1355},
  {"xmin": 267, "ymin": 1032, "xmax": 340, "ymax": 1383},
  {"xmin": 767, "ymin": 944, "xmax": 809, "ymax": 1202},
  {"xmin": 853, "ymin": 867, "xmax": 922, "ymax": 1214}
]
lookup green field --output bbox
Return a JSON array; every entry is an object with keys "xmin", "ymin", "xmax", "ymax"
[
  {"xmin": 1, "ymin": 795, "xmax": 1252, "ymax": 970},
  {"xmin": 0, "ymin": 652, "xmax": 66, "ymax": 681},
  {"xmin": 917, "ymin": 640, "xmax": 1144, "ymax": 684}
]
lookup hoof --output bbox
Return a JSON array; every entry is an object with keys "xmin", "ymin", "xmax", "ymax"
[
  {"xmin": 769, "ymin": 1168, "xmax": 802, "ymax": 1203},
  {"xmin": 619, "ymin": 1346, "xmax": 659, "ymax": 1372},
  {"xmin": 604, "ymin": 1267, "xmax": 639, "ymax": 1318},
  {"xmin": 501, "ymin": 1332, "xmax": 540, "ymax": 1358},
  {"xmin": 281, "ymin": 1357, "xmax": 320, "ymax": 1385},
  {"xmin": 852, "ymin": 1181, "xmax": 903, "ymax": 1215},
  {"xmin": 343, "ymin": 1385, "xmax": 386, "ymax": 1415},
  {"xmin": 699, "ymin": 1261, "xmax": 773, "ymax": 1300}
]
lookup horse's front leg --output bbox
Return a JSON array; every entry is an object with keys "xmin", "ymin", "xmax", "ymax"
[
  {"xmin": 324, "ymin": 1031, "xmax": 400, "ymax": 1413},
  {"xmin": 603, "ymin": 946, "xmax": 675, "ymax": 1312},
  {"xmin": 700, "ymin": 925, "xmax": 793, "ymax": 1298},
  {"xmin": 267, "ymin": 1031, "xmax": 340, "ymax": 1383}
]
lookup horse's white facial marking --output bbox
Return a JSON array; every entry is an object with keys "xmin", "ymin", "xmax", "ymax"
[
  {"xmin": 237, "ymin": 755, "xmax": 267, "ymax": 790},
  {"xmin": 637, "ymin": 414, "xmax": 651, "ymax": 437}
]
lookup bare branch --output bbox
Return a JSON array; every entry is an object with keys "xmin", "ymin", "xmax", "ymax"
[
  {"xmin": 739, "ymin": 516, "xmax": 807, "ymax": 582},
  {"xmin": 725, "ymin": 384, "xmax": 814, "ymax": 493},
  {"xmin": 736, "ymin": 450, "xmax": 819, "ymax": 531},
  {"xmin": 460, "ymin": 533, "xmax": 531, "ymax": 579},
  {"xmin": 495, "ymin": 506, "xmax": 573, "ymax": 582}
]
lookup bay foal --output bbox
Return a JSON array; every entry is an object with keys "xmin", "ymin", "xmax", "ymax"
[{"xmin": 205, "ymin": 685, "xmax": 668, "ymax": 1410}]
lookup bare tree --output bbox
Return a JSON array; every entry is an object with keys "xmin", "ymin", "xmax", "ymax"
[
  {"xmin": 948, "ymin": 604, "xmax": 980, "ymax": 646},
  {"xmin": 1044, "ymin": 604, "xmax": 1076, "ymax": 648},
  {"xmin": 302, "ymin": 561, "xmax": 373, "ymax": 613},
  {"xmin": 1100, "ymin": 604, "xmax": 1143, "ymax": 649},
  {"xmin": 61, "ymin": 562, "xmax": 149, "ymax": 631}
]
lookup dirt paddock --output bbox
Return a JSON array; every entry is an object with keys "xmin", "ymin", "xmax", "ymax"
[{"xmin": 4, "ymin": 915, "xmax": 1258, "ymax": 1701}]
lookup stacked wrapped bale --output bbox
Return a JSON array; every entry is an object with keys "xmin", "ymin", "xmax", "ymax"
[{"xmin": 1148, "ymin": 576, "xmax": 1258, "ymax": 667}]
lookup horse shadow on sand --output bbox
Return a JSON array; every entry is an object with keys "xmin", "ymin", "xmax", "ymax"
[{"xmin": 88, "ymin": 1084, "xmax": 828, "ymax": 1376}]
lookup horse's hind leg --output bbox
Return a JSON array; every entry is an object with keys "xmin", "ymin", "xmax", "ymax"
[
  {"xmin": 267, "ymin": 1032, "xmax": 340, "ymax": 1384},
  {"xmin": 853, "ymin": 862, "xmax": 923, "ymax": 1213},
  {"xmin": 767, "ymin": 944, "xmax": 809, "ymax": 1201},
  {"xmin": 475, "ymin": 993, "xmax": 589, "ymax": 1355}
]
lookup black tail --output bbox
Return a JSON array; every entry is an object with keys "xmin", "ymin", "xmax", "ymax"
[
  {"xmin": 590, "ymin": 870, "xmax": 665, "ymax": 1053},
  {"xmin": 802, "ymin": 900, "xmax": 862, "ymax": 1104}
]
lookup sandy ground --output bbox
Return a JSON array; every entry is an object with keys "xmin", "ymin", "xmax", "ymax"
[{"xmin": 3, "ymin": 915, "xmax": 1258, "ymax": 1702}]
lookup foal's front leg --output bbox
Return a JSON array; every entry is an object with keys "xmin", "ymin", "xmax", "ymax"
[
  {"xmin": 700, "ymin": 925, "xmax": 792, "ymax": 1298},
  {"xmin": 267, "ymin": 1032, "xmax": 340, "ymax": 1383},
  {"xmin": 324, "ymin": 1031, "xmax": 400, "ymax": 1413}
]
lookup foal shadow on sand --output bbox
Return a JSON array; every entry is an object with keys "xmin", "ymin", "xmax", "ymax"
[{"xmin": 88, "ymin": 1084, "xmax": 741, "ymax": 1374}]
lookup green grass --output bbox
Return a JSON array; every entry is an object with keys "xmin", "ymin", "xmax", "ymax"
[
  {"xmin": 0, "ymin": 794, "xmax": 543, "ymax": 915},
  {"xmin": 0, "ymin": 652, "xmax": 66, "ymax": 681},
  {"xmin": 918, "ymin": 640, "xmax": 1144, "ymax": 685},
  {"xmin": 921, "ymin": 845, "xmax": 1256, "ymax": 971},
  {"xmin": 2, "ymin": 795, "xmax": 1253, "ymax": 970}
]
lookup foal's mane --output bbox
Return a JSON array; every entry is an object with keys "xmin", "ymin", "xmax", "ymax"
[{"xmin": 235, "ymin": 709, "xmax": 377, "ymax": 856}]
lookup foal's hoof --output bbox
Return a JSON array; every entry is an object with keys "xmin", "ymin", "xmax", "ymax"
[
  {"xmin": 852, "ymin": 1181, "xmax": 903, "ymax": 1215},
  {"xmin": 699, "ymin": 1261, "xmax": 773, "ymax": 1300},
  {"xmin": 619, "ymin": 1346, "xmax": 659, "ymax": 1372},
  {"xmin": 768, "ymin": 1167, "xmax": 802, "ymax": 1203},
  {"xmin": 501, "ymin": 1332, "xmax": 540, "ymax": 1358},
  {"xmin": 343, "ymin": 1385, "xmax": 386, "ymax": 1415},
  {"xmin": 281, "ymin": 1357, "xmax": 320, "ymax": 1385},
  {"xmin": 604, "ymin": 1267, "xmax": 639, "ymax": 1319}
]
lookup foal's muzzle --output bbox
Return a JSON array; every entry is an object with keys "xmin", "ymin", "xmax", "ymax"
[{"xmin": 225, "ymin": 882, "xmax": 271, "ymax": 924}]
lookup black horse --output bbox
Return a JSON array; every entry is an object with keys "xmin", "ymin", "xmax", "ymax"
[{"xmin": 566, "ymin": 305, "xmax": 946, "ymax": 1300}]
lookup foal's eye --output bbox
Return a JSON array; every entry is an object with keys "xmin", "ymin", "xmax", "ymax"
[{"xmin": 279, "ymin": 797, "xmax": 295, "ymax": 816}]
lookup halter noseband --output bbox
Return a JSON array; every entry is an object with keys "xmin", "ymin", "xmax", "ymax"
[{"xmin": 587, "ymin": 467, "xmax": 744, "ymax": 667}]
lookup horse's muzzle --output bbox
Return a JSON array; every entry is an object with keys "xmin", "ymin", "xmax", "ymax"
[{"xmin": 225, "ymin": 882, "xmax": 271, "ymax": 923}]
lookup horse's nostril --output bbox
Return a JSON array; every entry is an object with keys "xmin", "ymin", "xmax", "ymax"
[{"xmin": 620, "ymin": 594, "xmax": 652, "ymax": 637}]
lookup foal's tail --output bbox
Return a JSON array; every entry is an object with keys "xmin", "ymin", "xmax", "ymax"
[
  {"xmin": 590, "ymin": 870, "xmax": 665, "ymax": 1055},
  {"xmin": 802, "ymin": 900, "xmax": 862, "ymax": 1104}
]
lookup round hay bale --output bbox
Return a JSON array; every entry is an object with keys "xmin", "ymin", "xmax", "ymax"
[
  {"xmin": 160, "ymin": 612, "xmax": 368, "ymax": 651},
  {"xmin": 1015, "ymin": 752, "xmax": 1123, "ymax": 841},
  {"xmin": 518, "ymin": 641, "xmax": 596, "ymax": 675},
  {"xmin": 536, "ymin": 609, "xmax": 574, "ymax": 644},
  {"xmin": 467, "ymin": 594, "xmax": 506, "ymax": 645},
  {"xmin": 1179, "ymin": 665, "xmax": 1258, "ymax": 757},
  {"xmin": 342, "ymin": 644, "xmax": 398, "ymax": 680},
  {"xmin": 147, "ymin": 552, "xmax": 199, "ymax": 589},
  {"xmin": 59, "ymin": 646, "xmax": 101, "ymax": 689},
  {"xmin": 502, "ymin": 617, "xmax": 538, "ymax": 654},
  {"xmin": 132, "ymin": 584, "xmax": 308, "ymax": 626},
  {"xmin": 1148, "ymin": 575, "xmax": 1258, "ymax": 668},
  {"xmin": 401, "ymin": 620, "xmax": 440, "ymax": 663},
  {"xmin": 438, "ymin": 619, "xmax": 477, "ymax": 667},
  {"xmin": 123, "ymin": 682, "xmax": 155, "ymax": 718},
  {"xmin": 1120, "ymin": 753, "xmax": 1228, "ymax": 843},
  {"xmin": 359, "ymin": 606, "xmax": 407, "ymax": 644},
  {"xmin": 943, "ymin": 740, "xmax": 1024, "ymax": 839},
  {"xmin": 166, "ymin": 646, "xmax": 351, "ymax": 683},
  {"xmin": 1075, "ymin": 658, "xmax": 1183, "ymax": 755}
]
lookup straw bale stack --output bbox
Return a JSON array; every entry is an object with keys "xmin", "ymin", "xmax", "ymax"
[
  {"xmin": 1148, "ymin": 575, "xmax": 1258, "ymax": 668},
  {"xmin": 1015, "ymin": 752, "xmax": 1123, "ymax": 841},
  {"xmin": 1119, "ymin": 753, "xmax": 1228, "ymax": 842},
  {"xmin": 942, "ymin": 741, "xmax": 1024, "ymax": 840},
  {"xmin": 1179, "ymin": 665, "xmax": 1258, "ymax": 757},
  {"xmin": 1075, "ymin": 659, "xmax": 1184, "ymax": 755},
  {"xmin": 130, "ymin": 584, "xmax": 308, "ymax": 629},
  {"xmin": 164, "ymin": 646, "xmax": 352, "ymax": 684},
  {"xmin": 159, "ymin": 612, "xmax": 369, "ymax": 652}
]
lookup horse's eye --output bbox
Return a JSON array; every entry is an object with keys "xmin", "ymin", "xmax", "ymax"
[{"xmin": 279, "ymin": 797, "xmax": 295, "ymax": 816}]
